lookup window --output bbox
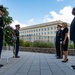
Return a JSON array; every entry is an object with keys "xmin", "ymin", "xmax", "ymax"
[
  {"xmin": 48, "ymin": 32, "xmax": 49, "ymax": 34},
  {"xmin": 36, "ymin": 29, "xmax": 38, "ymax": 32},
  {"xmin": 39, "ymin": 29, "xmax": 40, "ymax": 31},
  {"xmin": 54, "ymin": 26, "xmax": 56, "ymax": 30},
  {"xmin": 44, "ymin": 28, "xmax": 46, "ymax": 31},
  {"xmin": 39, "ymin": 33, "xmax": 40, "ymax": 35},
  {"xmin": 44, "ymin": 32, "xmax": 46, "ymax": 35},
  {"xmin": 54, "ymin": 31, "xmax": 56, "ymax": 34},
  {"xmin": 48, "ymin": 27, "xmax": 49, "ymax": 30},
  {"xmin": 34, "ymin": 30, "xmax": 35, "ymax": 32},
  {"xmin": 51, "ymin": 27, "xmax": 53, "ymax": 30},
  {"xmin": 51, "ymin": 31, "xmax": 53, "ymax": 34}
]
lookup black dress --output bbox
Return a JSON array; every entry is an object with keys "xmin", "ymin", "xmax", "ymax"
[{"xmin": 62, "ymin": 28, "xmax": 68, "ymax": 51}]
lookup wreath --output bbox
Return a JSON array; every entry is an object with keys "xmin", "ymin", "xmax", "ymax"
[{"xmin": 4, "ymin": 26, "xmax": 16, "ymax": 46}]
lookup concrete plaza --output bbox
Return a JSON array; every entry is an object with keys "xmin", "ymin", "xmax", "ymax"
[{"xmin": 0, "ymin": 50, "xmax": 75, "ymax": 75}]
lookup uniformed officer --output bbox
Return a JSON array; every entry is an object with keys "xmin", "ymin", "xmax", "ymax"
[
  {"xmin": 14, "ymin": 24, "xmax": 20, "ymax": 58},
  {"xmin": 0, "ymin": 5, "xmax": 4, "ymax": 67},
  {"xmin": 55, "ymin": 25, "xmax": 63, "ymax": 59}
]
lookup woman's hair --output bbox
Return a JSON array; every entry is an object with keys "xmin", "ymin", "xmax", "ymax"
[
  {"xmin": 62, "ymin": 22, "xmax": 68, "ymax": 28},
  {"xmin": 72, "ymin": 7, "xmax": 75, "ymax": 15}
]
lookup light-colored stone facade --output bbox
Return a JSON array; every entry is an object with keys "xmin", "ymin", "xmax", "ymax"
[{"xmin": 20, "ymin": 21, "xmax": 70, "ymax": 42}]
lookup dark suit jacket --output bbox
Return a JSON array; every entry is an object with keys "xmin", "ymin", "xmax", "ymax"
[
  {"xmin": 0, "ymin": 16, "xmax": 4, "ymax": 40},
  {"xmin": 15, "ymin": 29, "xmax": 19, "ymax": 44},
  {"xmin": 70, "ymin": 17, "xmax": 75, "ymax": 42}
]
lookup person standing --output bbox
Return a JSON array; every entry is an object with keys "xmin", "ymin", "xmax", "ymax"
[
  {"xmin": 70, "ymin": 7, "xmax": 75, "ymax": 69},
  {"xmin": 0, "ymin": 6, "xmax": 4, "ymax": 67},
  {"xmin": 55, "ymin": 25, "xmax": 63, "ymax": 59},
  {"xmin": 62, "ymin": 22, "xmax": 69, "ymax": 63},
  {"xmin": 14, "ymin": 24, "xmax": 20, "ymax": 58}
]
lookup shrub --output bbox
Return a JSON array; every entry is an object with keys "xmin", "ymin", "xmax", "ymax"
[
  {"xmin": 31, "ymin": 41, "xmax": 55, "ymax": 48},
  {"xmin": 68, "ymin": 44, "xmax": 74, "ymax": 49},
  {"xmin": 19, "ymin": 39, "xmax": 24, "ymax": 46},
  {"xmin": 31, "ymin": 41, "xmax": 40, "ymax": 47},
  {"xmin": 23, "ymin": 41, "xmax": 31, "ymax": 47},
  {"xmin": 47, "ymin": 42, "xmax": 55, "ymax": 48}
]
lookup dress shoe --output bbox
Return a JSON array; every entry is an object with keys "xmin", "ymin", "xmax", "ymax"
[
  {"xmin": 15, "ymin": 56, "xmax": 20, "ymax": 58},
  {"xmin": 71, "ymin": 65, "xmax": 75, "ymax": 70},
  {"xmin": 62, "ymin": 59, "xmax": 68, "ymax": 63},
  {"xmin": 0, "ymin": 64, "xmax": 3, "ymax": 68},
  {"xmin": 57, "ymin": 56, "xmax": 63, "ymax": 59}
]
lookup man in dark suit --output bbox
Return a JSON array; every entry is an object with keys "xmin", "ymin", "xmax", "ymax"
[
  {"xmin": 14, "ymin": 24, "xmax": 20, "ymax": 58},
  {"xmin": 70, "ymin": 7, "xmax": 75, "ymax": 69},
  {"xmin": 0, "ymin": 6, "xmax": 4, "ymax": 67}
]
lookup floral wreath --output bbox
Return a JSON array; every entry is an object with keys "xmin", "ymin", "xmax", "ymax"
[{"xmin": 4, "ymin": 26, "xmax": 16, "ymax": 46}]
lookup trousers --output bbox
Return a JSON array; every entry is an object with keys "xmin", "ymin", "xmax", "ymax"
[
  {"xmin": 0, "ymin": 39, "xmax": 3, "ymax": 57},
  {"xmin": 15, "ymin": 41, "xmax": 19, "ymax": 56}
]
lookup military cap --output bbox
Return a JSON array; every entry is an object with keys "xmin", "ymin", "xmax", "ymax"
[
  {"xmin": 0, "ymin": 5, "xmax": 5, "ymax": 12},
  {"xmin": 15, "ymin": 24, "xmax": 20, "ymax": 27},
  {"xmin": 57, "ymin": 25, "xmax": 62, "ymax": 28}
]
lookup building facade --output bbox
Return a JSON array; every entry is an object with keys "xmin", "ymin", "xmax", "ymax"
[{"xmin": 19, "ymin": 21, "xmax": 70, "ymax": 43}]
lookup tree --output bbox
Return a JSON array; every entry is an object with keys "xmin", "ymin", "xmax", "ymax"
[
  {"xmin": 0, "ymin": 5, "xmax": 15, "ymax": 46},
  {"xmin": 0, "ymin": 5, "xmax": 13, "ymax": 26}
]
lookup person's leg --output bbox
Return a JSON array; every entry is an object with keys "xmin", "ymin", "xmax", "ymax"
[
  {"xmin": 16, "ymin": 43, "xmax": 19, "ymax": 57},
  {"xmin": 0, "ymin": 39, "xmax": 3, "ymax": 58},
  {"xmin": 56, "ymin": 43, "xmax": 59, "ymax": 56},
  {"xmin": 55, "ymin": 43, "xmax": 58, "ymax": 56},
  {"xmin": 71, "ymin": 41, "xmax": 75, "ymax": 69},
  {"xmin": 64, "ymin": 51, "xmax": 68, "ymax": 60},
  {"xmin": 15, "ymin": 40, "xmax": 20, "ymax": 58},
  {"xmin": 62, "ymin": 43, "xmax": 68, "ymax": 62},
  {"xmin": 0, "ymin": 39, "xmax": 3, "ymax": 67}
]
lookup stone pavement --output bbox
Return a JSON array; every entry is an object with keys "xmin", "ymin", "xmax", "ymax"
[{"xmin": 0, "ymin": 50, "xmax": 75, "ymax": 75}]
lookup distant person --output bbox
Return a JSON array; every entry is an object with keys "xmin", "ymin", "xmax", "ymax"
[
  {"xmin": 70, "ymin": 7, "xmax": 75, "ymax": 69},
  {"xmin": 62, "ymin": 22, "xmax": 69, "ymax": 63},
  {"xmin": 0, "ymin": 5, "xmax": 4, "ymax": 67},
  {"xmin": 14, "ymin": 24, "xmax": 20, "ymax": 58},
  {"xmin": 55, "ymin": 25, "xmax": 63, "ymax": 59}
]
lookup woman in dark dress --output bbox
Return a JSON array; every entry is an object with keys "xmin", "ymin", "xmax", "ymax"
[{"xmin": 62, "ymin": 22, "xmax": 69, "ymax": 62}]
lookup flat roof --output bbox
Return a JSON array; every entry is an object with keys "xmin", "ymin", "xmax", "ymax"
[{"xmin": 20, "ymin": 20, "xmax": 69, "ymax": 30}]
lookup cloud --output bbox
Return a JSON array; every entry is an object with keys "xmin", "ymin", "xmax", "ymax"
[
  {"xmin": 28, "ymin": 19, "xmax": 34, "ymax": 22},
  {"xmin": 10, "ymin": 20, "xmax": 29, "ymax": 29},
  {"xmin": 10, "ymin": 6, "xmax": 74, "ymax": 28},
  {"xmin": 43, "ymin": 6, "xmax": 74, "ymax": 23},
  {"xmin": 27, "ymin": 18, "xmax": 35, "ymax": 25},
  {"xmin": 57, "ymin": 0, "xmax": 64, "ymax": 2}
]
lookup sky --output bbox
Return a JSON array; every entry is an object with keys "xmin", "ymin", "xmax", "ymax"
[{"xmin": 0, "ymin": 0, "xmax": 75, "ymax": 28}]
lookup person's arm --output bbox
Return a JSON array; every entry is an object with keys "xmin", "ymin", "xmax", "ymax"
[{"xmin": 60, "ymin": 30, "xmax": 63, "ymax": 44}]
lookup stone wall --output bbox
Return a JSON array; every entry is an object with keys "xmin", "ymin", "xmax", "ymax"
[
  {"xmin": 20, "ymin": 47, "xmax": 75, "ymax": 56},
  {"xmin": 3, "ymin": 46, "xmax": 75, "ymax": 56}
]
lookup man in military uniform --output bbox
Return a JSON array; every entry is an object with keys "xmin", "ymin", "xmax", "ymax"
[
  {"xmin": 55, "ymin": 25, "xmax": 63, "ymax": 59},
  {"xmin": 14, "ymin": 24, "xmax": 20, "ymax": 58},
  {"xmin": 0, "ymin": 6, "xmax": 4, "ymax": 67}
]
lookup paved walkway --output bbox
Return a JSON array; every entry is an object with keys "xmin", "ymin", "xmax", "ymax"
[{"xmin": 0, "ymin": 50, "xmax": 75, "ymax": 75}]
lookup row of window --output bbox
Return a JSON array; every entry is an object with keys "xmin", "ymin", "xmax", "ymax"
[
  {"xmin": 20, "ymin": 26, "xmax": 57, "ymax": 34},
  {"xmin": 20, "ymin": 31, "xmax": 56, "ymax": 36}
]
